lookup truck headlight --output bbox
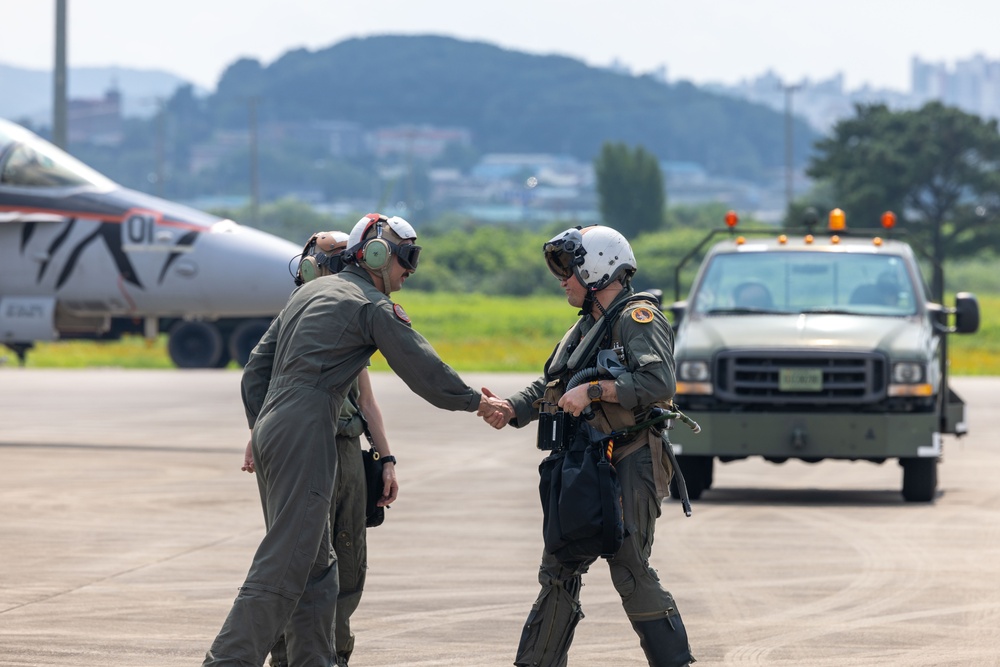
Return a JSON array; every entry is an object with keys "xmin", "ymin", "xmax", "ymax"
[
  {"xmin": 889, "ymin": 362, "xmax": 933, "ymax": 397},
  {"xmin": 677, "ymin": 360, "xmax": 713, "ymax": 395},
  {"xmin": 679, "ymin": 360, "xmax": 710, "ymax": 382},
  {"xmin": 892, "ymin": 362, "xmax": 923, "ymax": 384}
]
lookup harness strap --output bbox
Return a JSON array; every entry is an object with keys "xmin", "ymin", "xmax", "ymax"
[{"xmin": 597, "ymin": 441, "xmax": 619, "ymax": 558}]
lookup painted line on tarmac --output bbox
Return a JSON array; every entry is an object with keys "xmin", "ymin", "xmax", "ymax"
[{"xmin": 0, "ymin": 441, "xmax": 237, "ymax": 454}]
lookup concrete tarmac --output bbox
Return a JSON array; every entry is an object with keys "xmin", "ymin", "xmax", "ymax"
[{"xmin": 1, "ymin": 369, "xmax": 999, "ymax": 666}]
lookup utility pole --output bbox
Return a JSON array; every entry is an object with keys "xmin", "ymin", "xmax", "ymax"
[
  {"xmin": 782, "ymin": 83, "xmax": 802, "ymax": 214},
  {"xmin": 248, "ymin": 96, "xmax": 260, "ymax": 226},
  {"xmin": 53, "ymin": 0, "xmax": 68, "ymax": 148},
  {"xmin": 405, "ymin": 126, "xmax": 415, "ymax": 216},
  {"xmin": 154, "ymin": 98, "xmax": 166, "ymax": 197}
]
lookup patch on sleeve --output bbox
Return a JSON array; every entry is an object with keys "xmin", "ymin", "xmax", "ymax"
[
  {"xmin": 393, "ymin": 303, "xmax": 411, "ymax": 323},
  {"xmin": 630, "ymin": 306, "xmax": 655, "ymax": 324}
]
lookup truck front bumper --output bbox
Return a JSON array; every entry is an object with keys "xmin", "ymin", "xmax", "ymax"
[{"xmin": 669, "ymin": 410, "xmax": 941, "ymax": 460}]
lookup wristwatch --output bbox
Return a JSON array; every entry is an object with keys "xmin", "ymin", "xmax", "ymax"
[
  {"xmin": 587, "ymin": 381, "xmax": 603, "ymax": 402},
  {"xmin": 380, "ymin": 455, "xmax": 397, "ymax": 465}
]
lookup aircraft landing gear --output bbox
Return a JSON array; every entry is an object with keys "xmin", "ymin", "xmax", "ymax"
[
  {"xmin": 3, "ymin": 343, "xmax": 32, "ymax": 366},
  {"xmin": 227, "ymin": 318, "xmax": 271, "ymax": 367},
  {"xmin": 165, "ymin": 318, "xmax": 270, "ymax": 368},
  {"xmin": 167, "ymin": 320, "xmax": 225, "ymax": 369}
]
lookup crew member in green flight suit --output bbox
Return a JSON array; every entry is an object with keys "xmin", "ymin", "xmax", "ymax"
[
  {"xmin": 204, "ymin": 214, "xmax": 504, "ymax": 667},
  {"xmin": 240, "ymin": 230, "xmax": 396, "ymax": 667},
  {"xmin": 481, "ymin": 225, "xmax": 695, "ymax": 667}
]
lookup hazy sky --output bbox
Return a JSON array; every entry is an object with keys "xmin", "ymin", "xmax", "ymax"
[{"xmin": 2, "ymin": 0, "xmax": 998, "ymax": 91}]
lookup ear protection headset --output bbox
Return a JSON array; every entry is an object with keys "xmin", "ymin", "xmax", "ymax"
[
  {"xmin": 355, "ymin": 213, "xmax": 393, "ymax": 270},
  {"xmin": 296, "ymin": 253, "xmax": 320, "ymax": 285},
  {"xmin": 295, "ymin": 231, "xmax": 348, "ymax": 286}
]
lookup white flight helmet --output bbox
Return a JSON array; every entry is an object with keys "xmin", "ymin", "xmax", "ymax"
[
  {"xmin": 346, "ymin": 213, "xmax": 421, "ymax": 295},
  {"xmin": 347, "ymin": 213, "xmax": 418, "ymax": 256},
  {"xmin": 543, "ymin": 225, "xmax": 637, "ymax": 291}
]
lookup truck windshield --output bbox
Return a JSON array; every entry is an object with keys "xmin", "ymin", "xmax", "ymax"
[{"xmin": 691, "ymin": 251, "xmax": 918, "ymax": 316}]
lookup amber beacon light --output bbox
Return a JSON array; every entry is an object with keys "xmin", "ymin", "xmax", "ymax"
[{"xmin": 828, "ymin": 208, "xmax": 846, "ymax": 231}]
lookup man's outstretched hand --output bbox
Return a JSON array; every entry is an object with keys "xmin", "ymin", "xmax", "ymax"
[{"xmin": 478, "ymin": 387, "xmax": 514, "ymax": 429}]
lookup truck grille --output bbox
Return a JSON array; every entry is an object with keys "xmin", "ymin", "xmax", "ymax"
[{"xmin": 714, "ymin": 350, "xmax": 887, "ymax": 404}]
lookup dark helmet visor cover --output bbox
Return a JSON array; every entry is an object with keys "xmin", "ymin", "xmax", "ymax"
[
  {"xmin": 543, "ymin": 228, "xmax": 585, "ymax": 280},
  {"xmin": 392, "ymin": 242, "xmax": 421, "ymax": 271}
]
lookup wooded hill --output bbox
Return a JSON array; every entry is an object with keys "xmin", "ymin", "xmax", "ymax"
[{"xmin": 199, "ymin": 34, "xmax": 816, "ymax": 183}]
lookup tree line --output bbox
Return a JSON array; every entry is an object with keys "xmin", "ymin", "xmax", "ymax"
[{"xmin": 56, "ymin": 34, "xmax": 815, "ymax": 205}]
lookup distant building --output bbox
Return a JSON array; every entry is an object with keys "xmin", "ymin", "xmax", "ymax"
[
  {"xmin": 706, "ymin": 70, "xmax": 860, "ymax": 132},
  {"xmin": 471, "ymin": 153, "xmax": 584, "ymax": 181},
  {"xmin": 367, "ymin": 124, "xmax": 472, "ymax": 161},
  {"xmin": 714, "ymin": 54, "xmax": 1000, "ymax": 132},
  {"xmin": 912, "ymin": 55, "xmax": 1000, "ymax": 120},
  {"xmin": 189, "ymin": 130, "xmax": 248, "ymax": 173},
  {"xmin": 260, "ymin": 120, "xmax": 366, "ymax": 158},
  {"xmin": 911, "ymin": 57, "xmax": 947, "ymax": 100},
  {"xmin": 661, "ymin": 161, "xmax": 708, "ymax": 188},
  {"xmin": 435, "ymin": 153, "xmax": 598, "ymax": 223},
  {"xmin": 68, "ymin": 86, "xmax": 123, "ymax": 146}
]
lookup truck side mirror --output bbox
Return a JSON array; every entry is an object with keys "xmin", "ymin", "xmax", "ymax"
[
  {"xmin": 954, "ymin": 292, "xmax": 980, "ymax": 334},
  {"xmin": 669, "ymin": 300, "xmax": 687, "ymax": 328}
]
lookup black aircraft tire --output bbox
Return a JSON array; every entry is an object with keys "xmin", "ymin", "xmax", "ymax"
[
  {"xmin": 167, "ymin": 320, "xmax": 225, "ymax": 369},
  {"xmin": 901, "ymin": 457, "xmax": 938, "ymax": 502},
  {"xmin": 213, "ymin": 346, "xmax": 232, "ymax": 369},
  {"xmin": 228, "ymin": 318, "xmax": 271, "ymax": 367}
]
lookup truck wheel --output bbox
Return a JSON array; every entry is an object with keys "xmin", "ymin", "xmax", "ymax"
[
  {"xmin": 228, "ymin": 318, "xmax": 271, "ymax": 367},
  {"xmin": 167, "ymin": 320, "xmax": 225, "ymax": 369},
  {"xmin": 670, "ymin": 455, "xmax": 713, "ymax": 501},
  {"xmin": 901, "ymin": 457, "xmax": 937, "ymax": 502}
]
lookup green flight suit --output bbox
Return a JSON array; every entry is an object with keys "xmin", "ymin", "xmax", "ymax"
[
  {"xmin": 505, "ymin": 289, "xmax": 695, "ymax": 667},
  {"xmin": 266, "ymin": 379, "xmax": 369, "ymax": 667},
  {"xmin": 328, "ymin": 387, "xmax": 369, "ymax": 665},
  {"xmin": 203, "ymin": 266, "xmax": 481, "ymax": 667}
]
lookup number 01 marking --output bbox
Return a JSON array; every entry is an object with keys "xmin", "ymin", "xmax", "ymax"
[{"xmin": 124, "ymin": 211, "xmax": 157, "ymax": 245}]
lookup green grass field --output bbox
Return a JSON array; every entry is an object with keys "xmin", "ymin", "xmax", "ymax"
[{"xmin": 9, "ymin": 292, "xmax": 1000, "ymax": 374}]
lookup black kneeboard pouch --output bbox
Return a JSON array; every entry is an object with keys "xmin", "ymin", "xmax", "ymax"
[
  {"xmin": 538, "ymin": 414, "xmax": 624, "ymax": 561},
  {"xmin": 361, "ymin": 446, "xmax": 385, "ymax": 528}
]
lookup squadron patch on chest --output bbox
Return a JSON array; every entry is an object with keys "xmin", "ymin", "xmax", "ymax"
[
  {"xmin": 393, "ymin": 303, "xmax": 411, "ymax": 323},
  {"xmin": 630, "ymin": 307, "xmax": 655, "ymax": 324}
]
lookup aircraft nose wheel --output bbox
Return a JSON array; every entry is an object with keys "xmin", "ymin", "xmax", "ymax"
[
  {"xmin": 228, "ymin": 319, "xmax": 271, "ymax": 367},
  {"xmin": 167, "ymin": 320, "xmax": 225, "ymax": 368}
]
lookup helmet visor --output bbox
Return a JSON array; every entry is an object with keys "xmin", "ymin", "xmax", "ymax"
[
  {"xmin": 543, "ymin": 229, "xmax": 585, "ymax": 280},
  {"xmin": 394, "ymin": 242, "xmax": 422, "ymax": 271}
]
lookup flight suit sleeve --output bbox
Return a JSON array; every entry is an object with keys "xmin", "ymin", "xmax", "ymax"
[
  {"xmin": 614, "ymin": 307, "xmax": 676, "ymax": 410},
  {"xmin": 506, "ymin": 338, "xmax": 564, "ymax": 427},
  {"xmin": 369, "ymin": 301, "xmax": 481, "ymax": 412},
  {"xmin": 241, "ymin": 314, "xmax": 280, "ymax": 428},
  {"xmin": 506, "ymin": 334, "xmax": 569, "ymax": 427},
  {"xmin": 507, "ymin": 374, "xmax": 548, "ymax": 428}
]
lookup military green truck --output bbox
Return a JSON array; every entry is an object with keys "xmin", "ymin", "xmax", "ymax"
[{"xmin": 667, "ymin": 211, "xmax": 980, "ymax": 502}]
